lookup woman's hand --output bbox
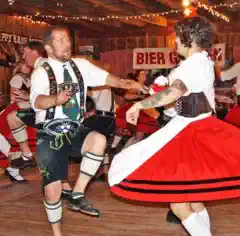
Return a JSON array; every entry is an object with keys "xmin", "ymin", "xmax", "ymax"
[{"xmin": 126, "ymin": 102, "xmax": 142, "ymax": 125}]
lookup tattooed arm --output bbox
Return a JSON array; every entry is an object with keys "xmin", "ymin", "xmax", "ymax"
[
  {"xmin": 137, "ymin": 79, "xmax": 187, "ymax": 109},
  {"xmin": 126, "ymin": 79, "xmax": 187, "ymax": 125}
]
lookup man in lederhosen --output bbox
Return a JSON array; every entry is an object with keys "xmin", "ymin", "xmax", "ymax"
[
  {"xmin": 30, "ymin": 26, "xmax": 146, "ymax": 236},
  {"xmin": 6, "ymin": 41, "xmax": 47, "ymax": 169}
]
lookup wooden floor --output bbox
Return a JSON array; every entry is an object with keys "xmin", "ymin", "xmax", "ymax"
[{"xmin": 1, "ymin": 164, "xmax": 240, "ymax": 236}]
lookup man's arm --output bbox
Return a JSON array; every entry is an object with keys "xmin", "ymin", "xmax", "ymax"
[
  {"xmin": 105, "ymin": 74, "xmax": 146, "ymax": 92},
  {"xmin": 136, "ymin": 79, "xmax": 187, "ymax": 109},
  {"xmin": 220, "ymin": 63, "xmax": 240, "ymax": 82},
  {"xmin": 34, "ymin": 90, "xmax": 72, "ymax": 110},
  {"xmin": 34, "ymin": 95, "xmax": 57, "ymax": 110}
]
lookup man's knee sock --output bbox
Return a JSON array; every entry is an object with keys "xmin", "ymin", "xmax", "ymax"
[
  {"xmin": 111, "ymin": 136, "xmax": 122, "ymax": 148},
  {"xmin": 80, "ymin": 152, "xmax": 104, "ymax": 177},
  {"xmin": 11, "ymin": 125, "xmax": 28, "ymax": 143},
  {"xmin": 44, "ymin": 199, "xmax": 62, "ymax": 224}
]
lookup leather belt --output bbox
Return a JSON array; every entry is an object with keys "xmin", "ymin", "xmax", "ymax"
[
  {"xmin": 36, "ymin": 118, "xmax": 81, "ymax": 136},
  {"xmin": 96, "ymin": 110, "xmax": 115, "ymax": 117}
]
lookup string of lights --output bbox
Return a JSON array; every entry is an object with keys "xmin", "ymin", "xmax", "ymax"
[
  {"xmin": 190, "ymin": 0, "xmax": 239, "ymax": 22},
  {"xmin": 13, "ymin": 15, "xmax": 49, "ymax": 26},
  {"xmin": 13, "ymin": 1, "xmax": 240, "ymax": 24},
  {"xmin": 29, "ymin": 9, "xmax": 182, "ymax": 22}
]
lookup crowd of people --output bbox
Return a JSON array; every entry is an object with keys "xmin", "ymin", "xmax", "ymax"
[{"xmin": 1, "ymin": 17, "xmax": 240, "ymax": 236}]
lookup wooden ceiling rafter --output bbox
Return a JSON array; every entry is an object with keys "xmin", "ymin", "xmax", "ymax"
[
  {"xmin": 2, "ymin": 0, "xmax": 240, "ymax": 38},
  {"xmin": 81, "ymin": 0, "xmax": 170, "ymax": 28},
  {"xmin": 81, "ymin": 0, "xmax": 147, "ymax": 27}
]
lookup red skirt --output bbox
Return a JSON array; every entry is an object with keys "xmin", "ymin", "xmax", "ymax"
[
  {"xmin": 0, "ymin": 103, "xmax": 36, "ymax": 167},
  {"xmin": 224, "ymin": 105, "xmax": 240, "ymax": 128},
  {"xmin": 116, "ymin": 104, "xmax": 159, "ymax": 133},
  {"xmin": 0, "ymin": 154, "xmax": 9, "ymax": 168},
  {"xmin": 111, "ymin": 116, "xmax": 240, "ymax": 202}
]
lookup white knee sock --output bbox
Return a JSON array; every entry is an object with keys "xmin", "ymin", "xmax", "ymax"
[
  {"xmin": 21, "ymin": 152, "xmax": 33, "ymax": 160},
  {"xmin": 111, "ymin": 136, "xmax": 122, "ymax": 148},
  {"xmin": 198, "ymin": 208, "xmax": 210, "ymax": 229},
  {"xmin": 11, "ymin": 125, "xmax": 28, "ymax": 143},
  {"xmin": 182, "ymin": 212, "xmax": 212, "ymax": 236}
]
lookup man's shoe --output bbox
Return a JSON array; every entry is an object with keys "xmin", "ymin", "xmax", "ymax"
[
  {"xmin": 93, "ymin": 173, "xmax": 106, "ymax": 182},
  {"xmin": 22, "ymin": 154, "xmax": 38, "ymax": 168},
  {"xmin": 4, "ymin": 168, "xmax": 27, "ymax": 183},
  {"xmin": 10, "ymin": 157, "xmax": 25, "ymax": 169},
  {"xmin": 68, "ymin": 195, "xmax": 100, "ymax": 217},
  {"xmin": 166, "ymin": 210, "xmax": 181, "ymax": 224},
  {"xmin": 23, "ymin": 158, "xmax": 37, "ymax": 168},
  {"xmin": 61, "ymin": 189, "xmax": 72, "ymax": 200}
]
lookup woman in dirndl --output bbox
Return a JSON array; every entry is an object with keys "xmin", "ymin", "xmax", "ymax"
[{"xmin": 108, "ymin": 17, "xmax": 240, "ymax": 236}]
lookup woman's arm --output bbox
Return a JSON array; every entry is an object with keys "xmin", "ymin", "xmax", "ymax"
[{"xmin": 138, "ymin": 79, "xmax": 187, "ymax": 109}]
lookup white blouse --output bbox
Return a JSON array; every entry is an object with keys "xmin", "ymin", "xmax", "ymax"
[{"xmin": 170, "ymin": 51, "xmax": 215, "ymax": 110}]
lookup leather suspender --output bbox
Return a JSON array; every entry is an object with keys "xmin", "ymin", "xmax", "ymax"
[{"xmin": 41, "ymin": 59, "xmax": 85, "ymax": 121}]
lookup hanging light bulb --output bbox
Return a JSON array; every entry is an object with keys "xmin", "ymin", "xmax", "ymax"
[
  {"xmin": 182, "ymin": 0, "xmax": 191, "ymax": 7},
  {"xmin": 8, "ymin": 0, "xmax": 15, "ymax": 5},
  {"xmin": 184, "ymin": 8, "xmax": 192, "ymax": 16}
]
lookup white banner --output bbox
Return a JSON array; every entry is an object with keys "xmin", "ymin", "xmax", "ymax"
[
  {"xmin": 0, "ymin": 32, "xmax": 41, "ymax": 45},
  {"xmin": 133, "ymin": 43, "xmax": 225, "ymax": 69},
  {"xmin": 133, "ymin": 48, "xmax": 179, "ymax": 69}
]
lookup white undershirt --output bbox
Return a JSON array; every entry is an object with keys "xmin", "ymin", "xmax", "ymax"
[{"xmin": 91, "ymin": 88, "xmax": 115, "ymax": 112}]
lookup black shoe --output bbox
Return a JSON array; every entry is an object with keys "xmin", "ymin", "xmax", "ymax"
[
  {"xmin": 23, "ymin": 158, "xmax": 37, "ymax": 168},
  {"xmin": 4, "ymin": 169, "xmax": 27, "ymax": 183},
  {"xmin": 110, "ymin": 147, "xmax": 117, "ymax": 156},
  {"xmin": 93, "ymin": 173, "xmax": 106, "ymax": 182},
  {"xmin": 166, "ymin": 210, "xmax": 181, "ymax": 224},
  {"xmin": 10, "ymin": 157, "xmax": 25, "ymax": 169},
  {"xmin": 61, "ymin": 189, "xmax": 72, "ymax": 200},
  {"xmin": 68, "ymin": 195, "xmax": 100, "ymax": 217}
]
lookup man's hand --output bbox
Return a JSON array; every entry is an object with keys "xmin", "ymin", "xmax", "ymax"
[
  {"xmin": 126, "ymin": 102, "xmax": 142, "ymax": 125},
  {"xmin": 120, "ymin": 79, "xmax": 148, "ymax": 94},
  {"xmin": 105, "ymin": 74, "xmax": 148, "ymax": 94},
  {"xmin": 84, "ymin": 109, "xmax": 96, "ymax": 119},
  {"xmin": 55, "ymin": 89, "xmax": 72, "ymax": 106}
]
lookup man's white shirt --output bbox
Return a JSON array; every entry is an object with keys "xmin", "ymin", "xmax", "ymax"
[
  {"xmin": 220, "ymin": 62, "xmax": 240, "ymax": 95},
  {"xmin": 30, "ymin": 58, "xmax": 109, "ymax": 124},
  {"xmin": 91, "ymin": 88, "xmax": 116, "ymax": 112}
]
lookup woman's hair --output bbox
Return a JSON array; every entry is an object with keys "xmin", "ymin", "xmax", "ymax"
[{"xmin": 175, "ymin": 17, "xmax": 213, "ymax": 49}]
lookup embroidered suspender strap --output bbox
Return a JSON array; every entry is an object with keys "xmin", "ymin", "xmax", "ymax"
[
  {"xmin": 110, "ymin": 89, "xmax": 114, "ymax": 113},
  {"xmin": 69, "ymin": 59, "xmax": 85, "ymax": 121},
  {"xmin": 41, "ymin": 60, "xmax": 85, "ymax": 121},
  {"xmin": 41, "ymin": 62, "xmax": 58, "ymax": 120}
]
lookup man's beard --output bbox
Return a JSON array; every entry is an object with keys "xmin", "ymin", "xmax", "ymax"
[{"xmin": 54, "ymin": 50, "xmax": 72, "ymax": 62}]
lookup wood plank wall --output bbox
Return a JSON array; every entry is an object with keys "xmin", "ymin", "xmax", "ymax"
[{"xmin": 0, "ymin": 14, "xmax": 48, "ymax": 99}]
